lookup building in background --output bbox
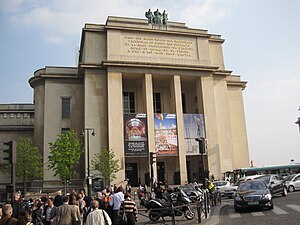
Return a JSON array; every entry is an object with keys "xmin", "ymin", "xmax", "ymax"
[{"xmin": 0, "ymin": 14, "xmax": 250, "ymax": 190}]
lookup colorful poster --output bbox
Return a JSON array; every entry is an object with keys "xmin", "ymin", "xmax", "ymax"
[
  {"xmin": 154, "ymin": 114, "xmax": 178, "ymax": 156},
  {"xmin": 183, "ymin": 114, "xmax": 205, "ymax": 155},
  {"xmin": 124, "ymin": 114, "xmax": 148, "ymax": 156}
]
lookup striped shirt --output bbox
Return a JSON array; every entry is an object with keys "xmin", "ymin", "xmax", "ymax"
[{"xmin": 119, "ymin": 197, "xmax": 138, "ymax": 220}]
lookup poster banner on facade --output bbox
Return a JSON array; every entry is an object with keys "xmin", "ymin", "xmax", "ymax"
[
  {"xmin": 183, "ymin": 114, "xmax": 205, "ymax": 155},
  {"xmin": 124, "ymin": 113, "xmax": 148, "ymax": 156},
  {"xmin": 154, "ymin": 113, "xmax": 178, "ymax": 156}
]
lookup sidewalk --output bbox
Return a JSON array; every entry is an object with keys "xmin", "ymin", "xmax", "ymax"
[{"xmin": 135, "ymin": 202, "xmax": 229, "ymax": 225}]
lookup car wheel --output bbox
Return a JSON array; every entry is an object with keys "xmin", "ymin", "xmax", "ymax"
[
  {"xmin": 288, "ymin": 185, "xmax": 295, "ymax": 192},
  {"xmin": 282, "ymin": 186, "xmax": 288, "ymax": 196}
]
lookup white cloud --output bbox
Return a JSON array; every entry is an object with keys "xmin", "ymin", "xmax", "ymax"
[{"xmin": 2, "ymin": 0, "xmax": 238, "ymax": 43}]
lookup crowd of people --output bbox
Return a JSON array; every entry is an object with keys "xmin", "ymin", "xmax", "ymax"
[{"xmin": 0, "ymin": 185, "xmax": 138, "ymax": 225}]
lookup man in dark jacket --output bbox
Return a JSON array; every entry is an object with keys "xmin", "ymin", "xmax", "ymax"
[
  {"xmin": 53, "ymin": 190, "xmax": 64, "ymax": 207},
  {"xmin": 43, "ymin": 197, "xmax": 58, "ymax": 225},
  {"xmin": 11, "ymin": 193, "xmax": 22, "ymax": 219}
]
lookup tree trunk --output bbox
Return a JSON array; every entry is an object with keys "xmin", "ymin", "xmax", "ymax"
[
  {"xmin": 23, "ymin": 178, "xmax": 27, "ymax": 196},
  {"xmin": 63, "ymin": 180, "xmax": 67, "ymax": 195}
]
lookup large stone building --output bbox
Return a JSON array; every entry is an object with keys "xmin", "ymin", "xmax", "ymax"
[{"xmin": 1, "ymin": 14, "xmax": 250, "ymax": 189}]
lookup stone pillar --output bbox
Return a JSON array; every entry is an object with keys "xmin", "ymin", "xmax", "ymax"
[
  {"xmin": 197, "ymin": 75, "xmax": 222, "ymax": 179},
  {"xmin": 107, "ymin": 71, "xmax": 125, "ymax": 185},
  {"xmin": 143, "ymin": 74, "xmax": 157, "ymax": 180},
  {"xmin": 171, "ymin": 75, "xmax": 187, "ymax": 185}
]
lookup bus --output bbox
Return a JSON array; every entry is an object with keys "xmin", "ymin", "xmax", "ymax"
[{"xmin": 225, "ymin": 163, "xmax": 300, "ymax": 183}]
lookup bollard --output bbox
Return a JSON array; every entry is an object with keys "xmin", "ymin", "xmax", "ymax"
[
  {"xmin": 197, "ymin": 200, "xmax": 202, "ymax": 223},
  {"xmin": 171, "ymin": 205, "xmax": 176, "ymax": 225}
]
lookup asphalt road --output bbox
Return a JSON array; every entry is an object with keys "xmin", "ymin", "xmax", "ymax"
[
  {"xmin": 135, "ymin": 191, "xmax": 300, "ymax": 225},
  {"xmin": 218, "ymin": 191, "xmax": 300, "ymax": 225}
]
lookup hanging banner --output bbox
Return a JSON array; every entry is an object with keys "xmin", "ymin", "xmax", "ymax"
[
  {"xmin": 124, "ymin": 113, "xmax": 148, "ymax": 156},
  {"xmin": 154, "ymin": 113, "xmax": 178, "ymax": 156},
  {"xmin": 183, "ymin": 114, "xmax": 205, "ymax": 155}
]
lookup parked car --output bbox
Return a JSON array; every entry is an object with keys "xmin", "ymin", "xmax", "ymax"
[
  {"xmin": 224, "ymin": 175, "xmax": 264, "ymax": 198},
  {"xmin": 234, "ymin": 179, "xmax": 273, "ymax": 212},
  {"xmin": 253, "ymin": 174, "xmax": 287, "ymax": 196},
  {"xmin": 284, "ymin": 173, "xmax": 300, "ymax": 192},
  {"xmin": 213, "ymin": 181, "xmax": 230, "ymax": 196}
]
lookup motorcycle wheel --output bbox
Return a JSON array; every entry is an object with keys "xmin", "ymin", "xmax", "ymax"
[
  {"xmin": 184, "ymin": 207, "xmax": 195, "ymax": 220},
  {"xmin": 149, "ymin": 212, "xmax": 160, "ymax": 221}
]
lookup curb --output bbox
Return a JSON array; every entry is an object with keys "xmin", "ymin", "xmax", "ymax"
[{"xmin": 202, "ymin": 203, "xmax": 229, "ymax": 225}]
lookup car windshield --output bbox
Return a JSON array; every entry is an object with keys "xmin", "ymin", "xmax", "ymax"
[
  {"xmin": 284, "ymin": 174, "xmax": 296, "ymax": 181},
  {"xmin": 257, "ymin": 176, "xmax": 270, "ymax": 184},
  {"xmin": 238, "ymin": 181, "xmax": 267, "ymax": 191},
  {"xmin": 213, "ymin": 181, "xmax": 227, "ymax": 187}
]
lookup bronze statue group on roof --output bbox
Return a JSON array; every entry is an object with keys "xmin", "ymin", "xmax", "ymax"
[{"xmin": 145, "ymin": 9, "xmax": 168, "ymax": 25}]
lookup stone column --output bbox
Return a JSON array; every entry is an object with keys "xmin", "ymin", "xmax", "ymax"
[
  {"xmin": 107, "ymin": 71, "xmax": 125, "ymax": 185},
  {"xmin": 143, "ymin": 74, "xmax": 157, "ymax": 180},
  {"xmin": 197, "ymin": 75, "xmax": 222, "ymax": 179},
  {"xmin": 171, "ymin": 75, "xmax": 187, "ymax": 185}
]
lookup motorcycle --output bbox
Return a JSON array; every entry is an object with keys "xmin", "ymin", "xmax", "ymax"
[
  {"xmin": 138, "ymin": 191, "xmax": 148, "ymax": 208},
  {"xmin": 146, "ymin": 189, "xmax": 195, "ymax": 221}
]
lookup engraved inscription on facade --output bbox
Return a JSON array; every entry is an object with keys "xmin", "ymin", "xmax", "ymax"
[{"xmin": 124, "ymin": 36, "xmax": 195, "ymax": 58}]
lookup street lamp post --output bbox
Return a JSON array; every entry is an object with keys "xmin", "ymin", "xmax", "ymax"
[
  {"xmin": 81, "ymin": 128, "xmax": 95, "ymax": 197},
  {"xmin": 195, "ymin": 137, "xmax": 206, "ymax": 189}
]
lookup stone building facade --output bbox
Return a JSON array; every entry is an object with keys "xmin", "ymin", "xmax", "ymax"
[{"xmin": 1, "ymin": 16, "xmax": 250, "ymax": 189}]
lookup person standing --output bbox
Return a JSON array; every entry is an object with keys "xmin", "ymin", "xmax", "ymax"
[
  {"xmin": 53, "ymin": 191, "xmax": 63, "ymax": 207},
  {"xmin": 109, "ymin": 186, "xmax": 124, "ymax": 225},
  {"xmin": 70, "ymin": 198, "xmax": 81, "ymax": 225},
  {"xmin": 0, "ymin": 204, "xmax": 18, "ymax": 225},
  {"xmin": 120, "ymin": 193, "xmax": 138, "ymax": 225},
  {"xmin": 32, "ymin": 201, "xmax": 43, "ymax": 225},
  {"xmin": 43, "ymin": 198, "xmax": 57, "ymax": 225},
  {"xmin": 85, "ymin": 200, "xmax": 111, "ymax": 225},
  {"xmin": 11, "ymin": 193, "xmax": 23, "ymax": 219},
  {"xmin": 56, "ymin": 196, "xmax": 76, "ymax": 225},
  {"xmin": 16, "ymin": 211, "xmax": 33, "ymax": 225}
]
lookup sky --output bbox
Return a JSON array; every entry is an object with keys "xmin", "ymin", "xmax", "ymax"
[{"xmin": 0, "ymin": 0, "xmax": 299, "ymax": 167}]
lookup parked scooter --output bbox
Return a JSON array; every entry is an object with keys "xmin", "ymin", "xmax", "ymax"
[{"xmin": 146, "ymin": 189, "xmax": 195, "ymax": 221}]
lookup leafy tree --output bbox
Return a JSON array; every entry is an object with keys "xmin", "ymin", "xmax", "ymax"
[
  {"xmin": 91, "ymin": 147, "xmax": 120, "ymax": 186},
  {"xmin": 48, "ymin": 130, "xmax": 84, "ymax": 194},
  {"xmin": 16, "ymin": 138, "xmax": 43, "ymax": 195}
]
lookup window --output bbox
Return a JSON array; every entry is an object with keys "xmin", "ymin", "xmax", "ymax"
[
  {"xmin": 182, "ymin": 93, "xmax": 186, "ymax": 113},
  {"xmin": 62, "ymin": 98, "xmax": 71, "ymax": 118},
  {"xmin": 17, "ymin": 113, "xmax": 21, "ymax": 118},
  {"xmin": 61, "ymin": 128, "xmax": 70, "ymax": 133},
  {"xmin": 123, "ymin": 92, "xmax": 135, "ymax": 113},
  {"xmin": 153, "ymin": 93, "xmax": 162, "ymax": 113}
]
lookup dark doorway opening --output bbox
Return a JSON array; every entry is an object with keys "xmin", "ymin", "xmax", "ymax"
[{"xmin": 125, "ymin": 163, "xmax": 138, "ymax": 186}]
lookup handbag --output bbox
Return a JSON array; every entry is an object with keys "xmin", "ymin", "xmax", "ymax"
[{"xmin": 121, "ymin": 210, "xmax": 127, "ymax": 225}]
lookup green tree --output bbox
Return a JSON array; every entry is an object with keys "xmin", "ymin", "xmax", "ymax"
[
  {"xmin": 16, "ymin": 137, "xmax": 43, "ymax": 195},
  {"xmin": 91, "ymin": 147, "xmax": 120, "ymax": 186},
  {"xmin": 48, "ymin": 130, "xmax": 84, "ymax": 194}
]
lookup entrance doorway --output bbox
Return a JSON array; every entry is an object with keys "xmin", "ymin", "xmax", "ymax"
[
  {"xmin": 157, "ymin": 162, "xmax": 165, "ymax": 182},
  {"xmin": 125, "ymin": 163, "xmax": 138, "ymax": 186}
]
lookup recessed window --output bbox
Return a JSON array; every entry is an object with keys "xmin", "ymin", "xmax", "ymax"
[
  {"xmin": 123, "ymin": 92, "xmax": 135, "ymax": 113},
  {"xmin": 3, "ymin": 113, "xmax": 8, "ymax": 118},
  {"xmin": 153, "ymin": 93, "xmax": 162, "ymax": 113},
  {"xmin": 10, "ymin": 113, "xmax": 14, "ymax": 118},
  {"xmin": 17, "ymin": 113, "xmax": 21, "ymax": 118},
  {"xmin": 62, "ymin": 98, "xmax": 71, "ymax": 118},
  {"xmin": 24, "ymin": 113, "xmax": 28, "ymax": 118},
  {"xmin": 61, "ymin": 128, "xmax": 70, "ymax": 134},
  {"xmin": 182, "ymin": 93, "xmax": 187, "ymax": 113}
]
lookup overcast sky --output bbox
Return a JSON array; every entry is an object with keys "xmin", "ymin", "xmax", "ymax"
[{"xmin": 0, "ymin": 0, "xmax": 299, "ymax": 167}]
